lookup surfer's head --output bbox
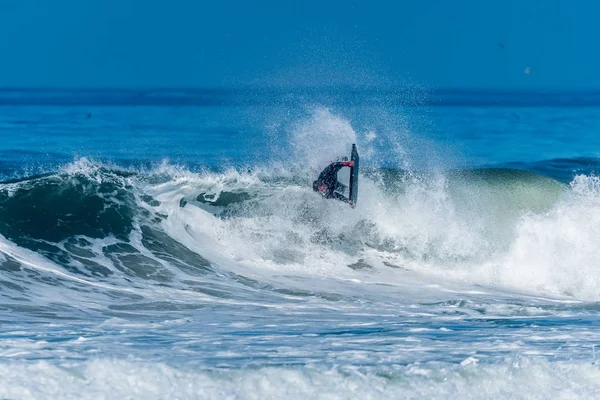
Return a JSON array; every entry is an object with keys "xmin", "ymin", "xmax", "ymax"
[{"xmin": 313, "ymin": 180, "xmax": 329, "ymax": 195}]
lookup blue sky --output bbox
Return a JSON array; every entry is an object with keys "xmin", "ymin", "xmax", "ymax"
[{"xmin": 0, "ymin": 0, "xmax": 597, "ymax": 89}]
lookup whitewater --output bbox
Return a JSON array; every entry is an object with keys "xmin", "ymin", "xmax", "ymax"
[{"xmin": 2, "ymin": 90, "xmax": 600, "ymax": 399}]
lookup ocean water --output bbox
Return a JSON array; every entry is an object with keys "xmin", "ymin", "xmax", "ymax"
[{"xmin": 2, "ymin": 89, "xmax": 600, "ymax": 399}]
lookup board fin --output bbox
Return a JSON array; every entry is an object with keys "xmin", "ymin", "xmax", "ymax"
[{"xmin": 349, "ymin": 144, "xmax": 359, "ymax": 205}]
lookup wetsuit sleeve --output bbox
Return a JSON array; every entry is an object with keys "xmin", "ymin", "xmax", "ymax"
[
  {"xmin": 332, "ymin": 191, "xmax": 351, "ymax": 204},
  {"xmin": 316, "ymin": 162, "xmax": 345, "ymax": 183}
]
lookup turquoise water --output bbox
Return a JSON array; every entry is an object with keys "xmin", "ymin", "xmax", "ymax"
[{"xmin": 1, "ymin": 89, "xmax": 600, "ymax": 399}]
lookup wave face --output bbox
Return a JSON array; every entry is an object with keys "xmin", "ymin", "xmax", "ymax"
[
  {"xmin": 3, "ymin": 102, "xmax": 600, "ymax": 398},
  {"xmin": 0, "ymin": 159, "xmax": 575, "ymax": 302}
]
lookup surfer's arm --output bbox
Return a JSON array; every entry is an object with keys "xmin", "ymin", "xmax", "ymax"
[
  {"xmin": 332, "ymin": 191, "xmax": 355, "ymax": 207},
  {"xmin": 327, "ymin": 161, "xmax": 354, "ymax": 172},
  {"xmin": 317, "ymin": 161, "xmax": 354, "ymax": 180}
]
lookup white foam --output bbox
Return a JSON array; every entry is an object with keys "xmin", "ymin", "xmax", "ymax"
[
  {"xmin": 138, "ymin": 153, "xmax": 598, "ymax": 302},
  {"xmin": 478, "ymin": 175, "xmax": 600, "ymax": 300},
  {"xmin": 1, "ymin": 358, "xmax": 599, "ymax": 400}
]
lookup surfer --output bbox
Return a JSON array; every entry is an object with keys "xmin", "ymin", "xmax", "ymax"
[
  {"xmin": 312, "ymin": 144, "xmax": 359, "ymax": 206},
  {"xmin": 312, "ymin": 160, "xmax": 354, "ymax": 202}
]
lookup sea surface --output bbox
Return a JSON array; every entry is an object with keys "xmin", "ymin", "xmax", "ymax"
[{"xmin": 2, "ymin": 89, "xmax": 600, "ymax": 399}]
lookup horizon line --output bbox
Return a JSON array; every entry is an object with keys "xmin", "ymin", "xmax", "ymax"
[{"xmin": 1, "ymin": 86, "xmax": 600, "ymax": 94}]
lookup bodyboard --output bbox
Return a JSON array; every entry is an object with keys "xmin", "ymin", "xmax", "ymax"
[{"xmin": 349, "ymin": 144, "xmax": 359, "ymax": 204}]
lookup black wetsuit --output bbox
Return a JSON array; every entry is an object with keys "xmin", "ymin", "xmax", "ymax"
[{"xmin": 313, "ymin": 162, "xmax": 350, "ymax": 203}]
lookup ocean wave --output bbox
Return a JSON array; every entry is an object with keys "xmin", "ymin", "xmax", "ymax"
[{"xmin": 2, "ymin": 154, "xmax": 599, "ymax": 307}]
